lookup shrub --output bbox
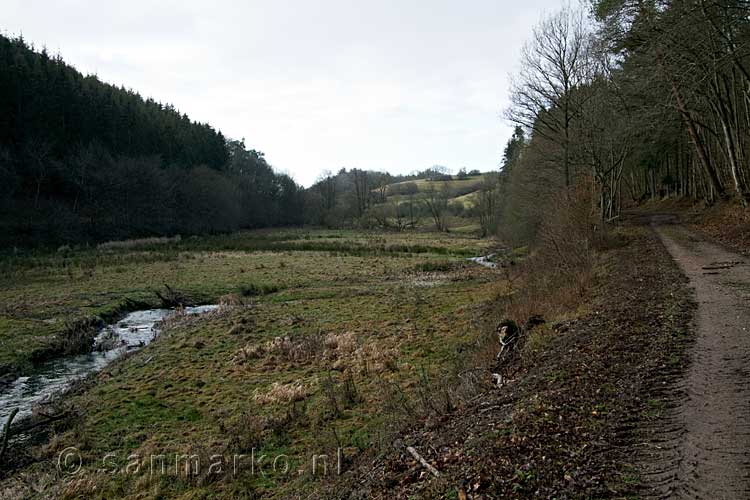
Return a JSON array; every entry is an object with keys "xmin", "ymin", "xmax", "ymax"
[{"xmin": 239, "ymin": 283, "xmax": 279, "ymax": 297}]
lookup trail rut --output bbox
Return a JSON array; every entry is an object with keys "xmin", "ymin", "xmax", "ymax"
[{"xmin": 643, "ymin": 217, "xmax": 750, "ymax": 499}]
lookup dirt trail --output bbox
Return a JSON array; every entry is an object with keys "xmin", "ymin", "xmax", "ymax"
[{"xmin": 645, "ymin": 215, "xmax": 750, "ymax": 499}]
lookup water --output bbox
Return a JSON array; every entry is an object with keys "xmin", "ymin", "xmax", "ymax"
[
  {"xmin": 0, "ymin": 305, "xmax": 218, "ymax": 428},
  {"xmin": 469, "ymin": 254, "xmax": 498, "ymax": 269}
]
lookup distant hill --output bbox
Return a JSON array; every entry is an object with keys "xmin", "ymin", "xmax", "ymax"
[
  {"xmin": 382, "ymin": 174, "xmax": 488, "ymax": 207},
  {"xmin": 304, "ymin": 168, "xmax": 493, "ymax": 228}
]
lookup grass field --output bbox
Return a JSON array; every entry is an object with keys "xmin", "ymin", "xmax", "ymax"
[
  {"xmin": 0, "ymin": 229, "xmax": 491, "ymax": 376},
  {"xmin": 0, "ymin": 228, "xmax": 504, "ymax": 498},
  {"xmin": 451, "ymin": 190, "xmax": 480, "ymax": 208},
  {"xmin": 381, "ymin": 175, "xmax": 487, "ymax": 211},
  {"xmin": 384, "ymin": 175, "xmax": 486, "ymax": 195}
]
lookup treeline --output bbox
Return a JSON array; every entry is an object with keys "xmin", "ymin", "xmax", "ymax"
[
  {"xmin": 305, "ymin": 168, "xmax": 421, "ymax": 228},
  {"xmin": 489, "ymin": 0, "xmax": 750, "ymax": 244},
  {"xmin": 0, "ymin": 34, "xmax": 304, "ymax": 246}
]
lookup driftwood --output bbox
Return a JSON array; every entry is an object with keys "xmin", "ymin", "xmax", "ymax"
[
  {"xmin": 12, "ymin": 409, "xmax": 73, "ymax": 435},
  {"xmin": 0, "ymin": 408, "xmax": 19, "ymax": 464},
  {"xmin": 155, "ymin": 284, "xmax": 193, "ymax": 308},
  {"xmin": 406, "ymin": 446, "xmax": 440, "ymax": 477}
]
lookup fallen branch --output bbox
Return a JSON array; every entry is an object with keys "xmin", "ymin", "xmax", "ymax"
[
  {"xmin": 406, "ymin": 445, "xmax": 440, "ymax": 478},
  {"xmin": 13, "ymin": 410, "xmax": 72, "ymax": 435},
  {"xmin": 605, "ymin": 214, "xmax": 620, "ymax": 224},
  {"xmin": 0, "ymin": 408, "xmax": 19, "ymax": 463}
]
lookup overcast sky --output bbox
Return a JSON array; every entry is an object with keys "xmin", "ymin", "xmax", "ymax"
[{"xmin": 4, "ymin": 0, "xmax": 561, "ymax": 186}]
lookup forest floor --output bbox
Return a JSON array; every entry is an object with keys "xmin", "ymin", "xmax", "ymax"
[{"xmin": 329, "ymin": 207, "xmax": 750, "ymax": 500}]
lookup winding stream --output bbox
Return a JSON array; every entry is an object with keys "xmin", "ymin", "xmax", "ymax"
[{"xmin": 0, "ymin": 305, "xmax": 217, "ymax": 428}]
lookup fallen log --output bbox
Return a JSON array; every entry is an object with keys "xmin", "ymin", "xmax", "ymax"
[{"xmin": 406, "ymin": 445, "xmax": 440, "ymax": 478}]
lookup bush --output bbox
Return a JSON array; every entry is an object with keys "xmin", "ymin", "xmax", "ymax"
[
  {"xmin": 239, "ymin": 283, "xmax": 280, "ymax": 297},
  {"xmin": 506, "ymin": 181, "xmax": 596, "ymax": 321}
]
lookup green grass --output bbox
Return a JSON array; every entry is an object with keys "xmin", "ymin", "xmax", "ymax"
[
  {"xmin": 380, "ymin": 175, "xmax": 488, "ymax": 211},
  {"xmin": 451, "ymin": 190, "xmax": 480, "ymax": 208},
  {"xmin": 0, "ymin": 229, "xmax": 494, "ymax": 377},
  {"xmin": 0, "ymin": 228, "xmax": 501, "ymax": 498},
  {"xmin": 385, "ymin": 174, "xmax": 486, "ymax": 194},
  {"xmin": 0, "ymin": 228, "xmax": 505, "ymax": 498},
  {"xmin": 239, "ymin": 283, "xmax": 281, "ymax": 297}
]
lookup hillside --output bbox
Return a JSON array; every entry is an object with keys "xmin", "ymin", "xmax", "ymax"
[
  {"xmin": 384, "ymin": 175, "xmax": 486, "ymax": 194},
  {"xmin": 305, "ymin": 169, "xmax": 494, "ymax": 230},
  {"xmin": 383, "ymin": 175, "xmax": 487, "ymax": 208},
  {"xmin": 0, "ymin": 35, "xmax": 304, "ymax": 246}
]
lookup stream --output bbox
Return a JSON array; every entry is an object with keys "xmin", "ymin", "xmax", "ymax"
[
  {"xmin": 469, "ymin": 254, "xmax": 498, "ymax": 269},
  {"xmin": 2, "ymin": 256, "xmax": 497, "ymax": 429},
  {"xmin": 0, "ymin": 305, "xmax": 217, "ymax": 428}
]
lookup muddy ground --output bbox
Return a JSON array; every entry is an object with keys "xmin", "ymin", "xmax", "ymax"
[{"xmin": 641, "ymin": 218, "xmax": 750, "ymax": 498}]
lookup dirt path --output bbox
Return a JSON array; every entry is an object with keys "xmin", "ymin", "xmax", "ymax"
[{"xmin": 646, "ymin": 216, "xmax": 750, "ymax": 498}]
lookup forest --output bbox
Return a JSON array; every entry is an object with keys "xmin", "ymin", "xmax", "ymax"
[
  {"xmin": 305, "ymin": 0, "xmax": 750, "ymax": 245},
  {"xmin": 5, "ymin": 1, "xmax": 750, "ymax": 249},
  {"xmin": 0, "ymin": 34, "xmax": 305, "ymax": 247},
  {"xmin": 492, "ymin": 0, "xmax": 750, "ymax": 244}
]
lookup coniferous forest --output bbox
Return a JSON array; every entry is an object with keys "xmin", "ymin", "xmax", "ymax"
[{"xmin": 0, "ymin": 34, "xmax": 304, "ymax": 246}]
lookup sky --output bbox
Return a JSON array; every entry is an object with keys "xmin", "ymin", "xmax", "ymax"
[{"xmin": 3, "ymin": 0, "xmax": 562, "ymax": 186}]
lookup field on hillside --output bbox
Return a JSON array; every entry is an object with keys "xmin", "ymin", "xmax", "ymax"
[
  {"xmin": 0, "ymin": 229, "xmax": 505, "ymax": 498},
  {"xmin": 383, "ymin": 175, "xmax": 487, "ymax": 209},
  {"xmin": 385, "ymin": 175, "xmax": 486, "ymax": 194}
]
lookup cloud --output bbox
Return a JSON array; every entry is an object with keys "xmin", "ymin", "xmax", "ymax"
[{"xmin": 4, "ymin": 0, "xmax": 561, "ymax": 186}]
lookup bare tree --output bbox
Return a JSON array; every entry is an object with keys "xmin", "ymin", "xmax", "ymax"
[
  {"xmin": 573, "ymin": 77, "xmax": 633, "ymax": 221},
  {"xmin": 317, "ymin": 170, "xmax": 337, "ymax": 212},
  {"xmin": 476, "ymin": 173, "xmax": 500, "ymax": 236},
  {"xmin": 506, "ymin": 6, "xmax": 594, "ymax": 189},
  {"xmin": 422, "ymin": 182, "xmax": 450, "ymax": 232},
  {"xmin": 351, "ymin": 169, "xmax": 370, "ymax": 217},
  {"xmin": 374, "ymin": 172, "xmax": 391, "ymax": 203}
]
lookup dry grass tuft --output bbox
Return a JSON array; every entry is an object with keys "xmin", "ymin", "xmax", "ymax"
[
  {"xmin": 324, "ymin": 331, "xmax": 357, "ymax": 354},
  {"xmin": 253, "ymin": 381, "xmax": 311, "ymax": 405},
  {"xmin": 97, "ymin": 235, "xmax": 181, "ymax": 251},
  {"xmin": 231, "ymin": 344, "xmax": 266, "ymax": 364},
  {"xmin": 233, "ymin": 330, "xmax": 359, "ymax": 367},
  {"xmin": 342, "ymin": 343, "xmax": 399, "ymax": 374},
  {"xmin": 231, "ymin": 330, "xmax": 399, "ymax": 375},
  {"xmin": 218, "ymin": 293, "xmax": 244, "ymax": 307}
]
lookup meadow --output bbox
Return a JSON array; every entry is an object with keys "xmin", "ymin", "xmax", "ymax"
[
  {"xmin": 382, "ymin": 175, "xmax": 488, "ymax": 210},
  {"xmin": 0, "ymin": 228, "xmax": 504, "ymax": 498}
]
